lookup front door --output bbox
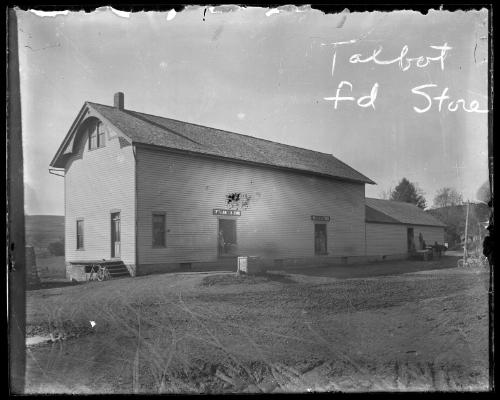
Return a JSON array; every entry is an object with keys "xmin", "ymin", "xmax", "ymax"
[
  {"xmin": 407, "ymin": 227, "xmax": 414, "ymax": 253},
  {"xmin": 111, "ymin": 212, "xmax": 121, "ymax": 258},
  {"xmin": 314, "ymin": 223, "xmax": 327, "ymax": 255},
  {"xmin": 218, "ymin": 219, "xmax": 237, "ymax": 256}
]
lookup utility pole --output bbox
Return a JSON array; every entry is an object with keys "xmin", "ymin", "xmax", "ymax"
[{"xmin": 463, "ymin": 201, "xmax": 470, "ymax": 264}]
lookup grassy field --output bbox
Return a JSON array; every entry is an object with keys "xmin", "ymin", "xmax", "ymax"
[
  {"xmin": 25, "ymin": 215, "xmax": 64, "ymax": 257},
  {"xmin": 35, "ymin": 256, "xmax": 66, "ymax": 280},
  {"xmin": 25, "ymin": 256, "xmax": 490, "ymax": 393}
]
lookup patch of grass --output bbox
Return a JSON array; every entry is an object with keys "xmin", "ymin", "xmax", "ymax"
[
  {"xmin": 27, "ymin": 281, "xmax": 80, "ymax": 291},
  {"xmin": 200, "ymin": 272, "xmax": 296, "ymax": 287},
  {"xmin": 36, "ymin": 256, "xmax": 66, "ymax": 279}
]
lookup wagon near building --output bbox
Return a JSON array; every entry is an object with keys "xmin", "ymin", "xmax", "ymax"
[{"xmin": 49, "ymin": 93, "xmax": 446, "ymax": 281}]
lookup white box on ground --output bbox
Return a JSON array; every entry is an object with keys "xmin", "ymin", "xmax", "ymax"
[
  {"xmin": 237, "ymin": 256, "xmax": 248, "ymax": 273},
  {"xmin": 237, "ymin": 256, "xmax": 263, "ymax": 274}
]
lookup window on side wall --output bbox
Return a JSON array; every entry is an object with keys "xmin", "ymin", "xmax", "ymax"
[
  {"xmin": 152, "ymin": 213, "xmax": 166, "ymax": 247},
  {"xmin": 76, "ymin": 219, "xmax": 84, "ymax": 250}
]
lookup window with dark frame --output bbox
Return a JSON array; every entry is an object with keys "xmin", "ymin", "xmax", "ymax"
[
  {"xmin": 88, "ymin": 121, "xmax": 105, "ymax": 150},
  {"xmin": 97, "ymin": 122, "xmax": 105, "ymax": 147},
  {"xmin": 89, "ymin": 125, "xmax": 97, "ymax": 150},
  {"xmin": 152, "ymin": 213, "xmax": 166, "ymax": 247},
  {"xmin": 76, "ymin": 219, "xmax": 84, "ymax": 249}
]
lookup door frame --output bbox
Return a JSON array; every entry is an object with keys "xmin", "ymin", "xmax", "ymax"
[
  {"xmin": 407, "ymin": 227, "xmax": 414, "ymax": 253},
  {"xmin": 217, "ymin": 216, "xmax": 238, "ymax": 258},
  {"xmin": 110, "ymin": 210, "xmax": 121, "ymax": 259},
  {"xmin": 314, "ymin": 222, "xmax": 328, "ymax": 255}
]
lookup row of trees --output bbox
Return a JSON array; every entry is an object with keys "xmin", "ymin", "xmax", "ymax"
[
  {"xmin": 427, "ymin": 201, "xmax": 490, "ymax": 249},
  {"xmin": 381, "ymin": 178, "xmax": 491, "ymax": 210},
  {"xmin": 381, "ymin": 178, "xmax": 491, "ymax": 249}
]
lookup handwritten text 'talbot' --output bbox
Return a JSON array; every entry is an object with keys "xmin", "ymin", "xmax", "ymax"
[{"xmin": 322, "ymin": 43, "xmax": 487, "ymax": 114}]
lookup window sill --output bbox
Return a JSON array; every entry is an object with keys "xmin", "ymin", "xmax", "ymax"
[
  {"xmin": 152, "ymin": 246, "xmax": 167, "ymax": 249},
  {"xmin": 88, "ymin": 145, "xmax": 106, "ymax": 152},
  {"xmin": 76, "ymin": 248, "xmax": 85, "ymax": 251}
]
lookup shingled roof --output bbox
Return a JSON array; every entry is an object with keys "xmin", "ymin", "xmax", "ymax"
[
  {"xmin": 50, "ymin": 100, "xmax": 375, "ymax": 184},
  {"xmin": 365, "ymin": 198, "xmax": 446, "ymax": 227}
]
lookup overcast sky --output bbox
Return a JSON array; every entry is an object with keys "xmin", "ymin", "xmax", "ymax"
[{"xmin": 17, "ymin": 6, "xmax": 489, "ymax": 215}]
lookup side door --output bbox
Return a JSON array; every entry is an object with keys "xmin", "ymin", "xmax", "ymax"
[{"xmin": 111, "ymin": 212, "xmax": 121, "ymax": 258}]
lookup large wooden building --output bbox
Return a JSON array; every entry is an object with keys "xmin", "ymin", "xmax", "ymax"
[{"xmin": 50, "ymin": 93, "xmax": 445, "ymax": 280}]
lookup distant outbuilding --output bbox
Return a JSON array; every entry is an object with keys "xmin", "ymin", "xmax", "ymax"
[{"xmin": 365, "ymin": 198, "xmax": 446, "ymax": 259}]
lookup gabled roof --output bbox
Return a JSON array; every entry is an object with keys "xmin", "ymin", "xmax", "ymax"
[
  {"xmin": 365, "ymin": 204, "xmax": 401, "ymax": 224},
  {"xmin": 365, "ymin": 198, "xmax": 446, "ymax": 227},
  {"xmin": 50, "ymin": 101, "xmax": 375, "ymax": 184}
]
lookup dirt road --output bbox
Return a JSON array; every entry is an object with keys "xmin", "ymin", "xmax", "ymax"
[{"xmin": 25, "ymin": 256, "xmax": 490, "ymax": 393}]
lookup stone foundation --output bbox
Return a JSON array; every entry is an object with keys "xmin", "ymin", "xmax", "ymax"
[
  {"xmin": 135, "ymin": 253, "xmax": 410, "ymax": 277},
  {"xmin": 265, "ymin": 254, "xmax": 409, "ymax": 269},
  {"xmin": 65, "ymin": 254, "xmax": 410, "ymax": 280},
  {"xmin": 136, "ymin": 258, "xmax": 237, "ymax": 276},
  {"xmin": 66, "ymin": 264, "xmax": 88, "ymax": 281}
]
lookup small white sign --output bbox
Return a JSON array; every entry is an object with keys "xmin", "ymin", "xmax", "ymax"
[{"xmin": 237, "ymin": 256, "xmax": 248, "ymax": 273}]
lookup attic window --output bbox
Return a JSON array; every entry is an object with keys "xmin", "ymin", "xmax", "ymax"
[{"xmin": 88, "ymin": 122, "xmax": 105, "ymax": 150}]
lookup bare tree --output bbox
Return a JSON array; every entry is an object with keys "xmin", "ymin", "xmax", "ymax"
[
  {"xmin": 476, "ymin": 180, "xmax": 491, "ymax": 204},
  {"xmin": 378, "ymin": 188, "xmax": 392, "ymax": 200},
  {"xmin": 432, "ymin": 187, "xmax": 463, "ymax": 209}
]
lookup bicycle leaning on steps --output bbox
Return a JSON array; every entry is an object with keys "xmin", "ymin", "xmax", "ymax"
[{"xmin": 88, "ymin": 263, "xmax": 111, "ymax": 281}]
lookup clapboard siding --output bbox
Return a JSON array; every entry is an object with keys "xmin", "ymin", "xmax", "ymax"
[
  {"xmin": 136, "ymin": 147, "xmax": 366, "ymax": 265},
  {"xmin": 366, "ymin": 223, "xmax": 407, "ymax": 255},
  {"xmin": 64, "ymin": 119, "xmax": 135, "ymax": 265},
  {"xmin": 366, "ymin": 223, "xmax": 445, "ymax": 256},
  {"xmin": 413, "ymin": 225, "xmax": 445, "ymax": 246}
]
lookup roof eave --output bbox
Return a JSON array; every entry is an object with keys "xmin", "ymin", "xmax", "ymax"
[
  {"xmin": 365, "ymin": 201, "xmax": 446, "ymax": 227},
  {"xmin": 133, "ymin": 141, "xmax": 374, "ymax": 185},
  {"xmin": 49, "ymin": 103, "xmax": 91, "ymax": 168},
  {"xmin": 49, "ymin": 102, "xmax": 133, "ymax": 169},
  {"xmin": 366, "ymin": 220, "xmax": 446, "ymax": 228}
]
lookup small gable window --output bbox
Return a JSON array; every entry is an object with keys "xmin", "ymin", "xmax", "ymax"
[
  {"xmin": 88, "ymin": 121, "xmax": 105, "ymax": 150},
  {"xmin": 97, "ymin": 123, "xmax": 105, "ymax": 147},
  {"xmin": 89, "ymin": 128, "xmax": 97, "ymax": 150}
]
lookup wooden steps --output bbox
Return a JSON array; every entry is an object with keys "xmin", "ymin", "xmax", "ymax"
[
  {"xmin": 103, "ymin": 260, "xmax": 130, "ymax": 278},
  {"xmin": 69, "ymin": 259, "xmax": 131, "ymax": 279}
]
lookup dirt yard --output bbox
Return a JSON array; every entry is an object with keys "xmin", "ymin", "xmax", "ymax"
[{"xmin": 24, "ymin": 256, "xmax": 490, "ymax": 393}]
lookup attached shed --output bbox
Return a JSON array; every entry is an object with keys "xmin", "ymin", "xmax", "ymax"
[{"xmin": 365, "ymin": 198, "xmax": 446, "ymax": 259}]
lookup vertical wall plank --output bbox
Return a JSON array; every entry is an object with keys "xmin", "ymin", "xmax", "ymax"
[{"xmin": 7, "ymin": 7, "xmax": 26, "ymax": 394}]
